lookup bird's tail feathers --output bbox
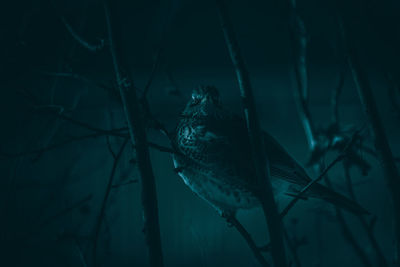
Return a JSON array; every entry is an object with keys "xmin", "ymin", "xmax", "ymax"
[{"xmin": 303, "ymin": 183, "xmax": 369, "ymax": 215}]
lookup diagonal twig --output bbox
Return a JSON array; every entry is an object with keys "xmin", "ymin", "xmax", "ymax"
[
  {"xmin": 93, "ymin": 137, "xmax": 128, "ymax": 266},
  {"xmin": 339, "ymin": 15, "xmax": 400, "ymax": 263},
  {"xmin": 280, "ymin": 128, "xmax": 362, "ymax": 218},
  {"xmin": 224, "ymin": 214, "xmax": 270, "ymax": 267}
]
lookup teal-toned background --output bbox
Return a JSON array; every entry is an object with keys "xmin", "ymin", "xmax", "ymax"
[{"xmin": 1, "ymin": 0, "xmax": 400, "ymax": 266}]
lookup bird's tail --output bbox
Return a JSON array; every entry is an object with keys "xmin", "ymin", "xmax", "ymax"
[{"xmin": 306, "ymin": 183, "xmax": 369, "ymax": 215}]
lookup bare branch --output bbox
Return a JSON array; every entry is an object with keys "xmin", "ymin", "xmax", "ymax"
[
  {"xmin": 331, "ymin": 71, "xmax": 345, "ymax": 126},
  {"xmin": 340, "ymin": 15, "xmax": 400, "ymax": 263},
  {"xmin": 280, "ymin": 122, "xmax": 363, "ymax": 218},
  {"xmin": 103, "ymin": 1, "xmax": 164, "ymax": 266},
  {"xmin": 289, "ymin": 0, "xmax": 316, "ymax": 149},
  {"xmin": 0, "ymin": 133, "xmax": 108, "ymax": 160},
  {"xmin": 93, "ymin": 138, "xmax": 128, "ymax": 266},
  {"xmin": 216, "ymin": 0, "xmax": 287, "ymax": 266},
  {"xmin": 111, "ymin": 179, "xmax": 138, "ymax": 188},
  {"xmin": 283, "ymin": 229, "xmax": 303, "ymax": 267},
  {"xmin": 38, "ymin": 70, "xmax": 112, "ymax": 92},
  {"xmin": 22, "ymin": 195, "xmax": 93, "ymax": 240},
  {"xmin": 106, "ymin": 136, "xmax": 117, "ymax": 160},
  {"xmin": 142, "ymin": 46, "xmax": 163, "ymax": 98},
  {"xmin": 325, "ymin": 175, "xmax": 373, "ymax": 267},
  {"xmin": 386, "ymin": 73, "xmax": 400, "ymax": 118},
  {"xmin": 60, "ymin": 16, "xmax": 104, "ymax": 52},
  {"xmin": 343, "ymin": 165, "xmax": 387, "ymax": 265},
  {"xmin": 223, "ymin": 214, "xmax": 270, "ymax": 267}
]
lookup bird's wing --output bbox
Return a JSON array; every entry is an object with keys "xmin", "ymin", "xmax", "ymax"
[
  {"xmin": 263, "ymin": 131, "xmax": 311, "ymax": 186},
  {"xmin": 202, "ymin": 113, "xmax": 313, "ymax": 187},
  {"xmin": 182, "ymin": 112, "xmax": 256, "ymax": 186}
]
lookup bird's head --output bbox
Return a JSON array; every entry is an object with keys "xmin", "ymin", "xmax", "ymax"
[{"xmin": 181, "ymin": 85, "xmax": 222, "ymax": 117}]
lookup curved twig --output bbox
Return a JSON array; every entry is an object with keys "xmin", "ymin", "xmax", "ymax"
[{"xmin": 60, "ymin": 16, "xmax": 104, "ymax": 52}]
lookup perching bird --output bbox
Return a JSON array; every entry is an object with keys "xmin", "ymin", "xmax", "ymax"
[{"xmin": 173, "ymin": 85, "xmax": 367, "ymax": 216}]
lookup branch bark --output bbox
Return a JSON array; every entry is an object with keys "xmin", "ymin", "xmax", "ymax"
[
  {"xmin": 280, "ymin": 131, "xmax": 360, "ymax": 218},
  {"xmin": 103, "ymin": 1, "xmax": 164, "ymax": 266},
  {"xmin": 216, "ymin": 1, "xmax": 287, "ymax": 266},
  {"xmin": 93, "ymin": 138, "xmax": 128, "ymax": 266},
  {"xmin": 288, "ymin": 3, "xmax": 379, "ymax": 265},
  {"xmin": 224, "ymin": 214, "xmax": 271, "ymax": 267},
  {"xmin": 60, "ymin": 16, "xmax": 104, "ymax": 52},
  {"xmin": 339, "ymin": 16, "xmax": 400, "ymax": 264},
  {"xmin": 343, "ymin": 165, "xmax": 387, "ymax": 265}
]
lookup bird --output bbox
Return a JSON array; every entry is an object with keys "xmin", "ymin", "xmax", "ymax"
[{"xmin": 172, "ymin": 85, "xmax": 367, "ymax": 216}]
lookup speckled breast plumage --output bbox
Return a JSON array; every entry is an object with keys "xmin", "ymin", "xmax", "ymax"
[
  {"xmin": 173, "ymin": 115, "xmax": 260, "ymax": 212},
  {"xmin": 172, "ymin": 86, "xmax": 368, "ymax": 216}
]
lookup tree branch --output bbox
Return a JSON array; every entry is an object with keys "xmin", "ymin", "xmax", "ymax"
[
  {"xmin": 38, "ymin": 70, "xmax": 112, "ymax": 92},
  {"xmin": 339, "ymin": 15, "xmax": 400, "ymax": 264},
  {"xmin": 103, "ymin": 1, "xmax": 164, "ymax": 266},
  {"xmin": 288, "ymin": 5, "xmax": 378, "ymax": 266},
  {"xmin": 60, "ymin": 16, "xmax": 104, "ymax": 52},
  {"xmin": 386, "ymin": 73, "xmax": 400, "ymax": 119},
  {"xmin": 93, "ymin": 138, "xmax": 128, "ymax": 266},
  {"xmin": 0, "ymin": 133, "xmax": 108, "ymax": 160},
  {"xmin": 216, "ymin": 1, "xmax": 287, "ymax": 266},
  {"xmin": 343, "ymin": 165, "xmax": 387, "ymax": 265},
  {"xmin": 22, "ymin": 194, "xmax": 93, "ymax": 240},
  {"xmin": 280, "ymin": 130, "xmax": 360, "ymax": 218},
  {"xmin": 331, "ymin": 71, "xmax": 345, "ymax": 126},
  {"xmin": 325, "ymin": 174, "xmax": 372, "ymax": 267},
  {"xmin": 224, "ymin": 214, "xmax": 271, "ymax": 267}
]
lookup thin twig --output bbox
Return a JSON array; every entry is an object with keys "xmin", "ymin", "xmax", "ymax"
[
  {"xmin": 19, "ymin": 95, "xmax": 128, "ymax": 137},
  {"xmin": 289, "ymin": 0, "xmax": 315, "ymax": 149},
  {"xmin": 38, "ymin": 70, "xmax": 112, "ymax": 92},
  {"xmin": 280, "ymin": 130, "xmax": 360, "ymax": 218},
  {"xmin": 283, "ymin": 229, "xmax": 302, "ymax": 267},
  {"xmin": 0, "ymin": 134, "xmax": 176, "ymax": 161},
  {"xmin": 111, "ymin": 179, "xmax": 138, "ymax": 188},
  {"xmin": 339, "ymin": 15, "xmax": 400, "ymax": 263},
  {"xmin": 55, "ymin": 113, "xmax": 127, "ymax": 137},
  {"xmin": 324, "ymin": 174, "xmax": 373, "ymax": 267},
  {"xmin": 103, "ymin": 1, "xmax": 164, "ymax": 266},
  {"xmin": 386, "ymin": 73, "xmax": 400, "ymax": 118},
  {"xmin": 23, "ymin": 195, "xmax": 93, "ymax": 240},
  {"xmin": 93, "ymin": 138, "xmax": 128, "ymax": 266},
  {"xmin": 142, "ymin": 46, "xmax": 163, "ymax": 98},
  {"xmin": 216, "ymin": 0, "xmax": 287, "ymax": 266},
  {"xmin": 0, "ymin": 133, "xmax": 107, "ymax": 160},
  {"xmin": 331, "ymin": 71, "xmax": 345, "ymax": 126},
  {"xmin": 74, "ymin": 239, "xmax": 89, "ymax": 267},
  {"xmin": 343, "ymin": 165, "xmax": 387, "ymax": 266},
  {"xmin": 106, "ymin": 136, "xmax": 117, "ymax": 160},
  {"xmin": 224, "ymin": 215, "xmax": 270, "ymax": 267},
  {"xmin": 60, "ymin": 16, "xmax": 104, "ymax": 52}
]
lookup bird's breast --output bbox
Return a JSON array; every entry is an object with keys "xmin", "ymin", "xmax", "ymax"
[{"xmin": 172, "ymin": 156, "xmax": 259, "ymax": 211}]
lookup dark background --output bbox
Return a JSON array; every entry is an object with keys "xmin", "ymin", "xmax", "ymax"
[{"xmin": 1, "ymin": 0, "xmax": 400, "ymax": 266}]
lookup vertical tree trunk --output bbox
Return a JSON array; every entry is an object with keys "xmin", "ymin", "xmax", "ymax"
[
  {"xmin": 216, "ymin": 1, "xmax": 287, "ymax": 266},
  {"xmin": 340, "ymin": 17, "xmax": 400, "ymax": 264},
  {"xmin": 103, "ymin": 1, "xmax": 164, "ymax": 266}
]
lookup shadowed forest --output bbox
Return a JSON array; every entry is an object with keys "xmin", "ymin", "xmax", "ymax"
[{"xmin": 1, "ymin": 0, "xmax": 400, "ymax": 266}]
